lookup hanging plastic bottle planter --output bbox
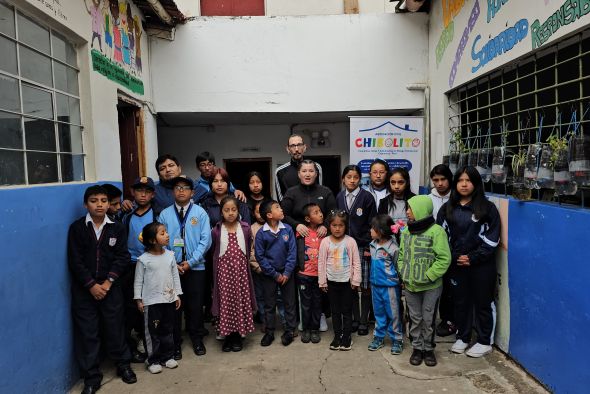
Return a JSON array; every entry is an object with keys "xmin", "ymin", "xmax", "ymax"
[
  {"xmin": 449, "ymin": 152, "xmax": 459, "ymax": 174},
  {"xmin": 458, "ymin": 152, "xmax": 469, "ymax": 168},
  {"xmin": 536, "ymin": 143, "xmax": 555, "ymax": 189},
  {"xmin": 554, "ymin": 147, "xmax": 577, "ymax": 195},
  {"xmin": 491, "ymin": 146, "xmax": 508, "ymax": 183},
  {"xmin": 512, "ymin": 149, "xmax": 531, "ymax": 200},
  {"xmin": 524, "ymin": 143, "xmax": 542, "ymax": 189},
  {"xmin": 569, "ymin": 135, "xmax": 590, "ymax": 186},
  {"xmin": 476, "ymin": 148, "xmax": 492, "ymax": 182}
]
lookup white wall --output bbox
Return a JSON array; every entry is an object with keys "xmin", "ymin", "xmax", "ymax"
[
  {"xmin": 428, "ymin": 0, "xmax": 590, "ymax": 163},
  {"xmin": 264, "ymin": 0, "xmax": 390, "ymax": 16},
  {"xmin": 157, "ymin": 122, "xmax": 351, "ymax": 187},
  {"xmin": 150, "ymin": 12, "xmax": 428, "ymax": 113}
]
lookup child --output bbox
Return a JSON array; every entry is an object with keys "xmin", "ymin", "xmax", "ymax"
[
  {"xmin": 437, "ymin": 166, "xmax": 500, "ymax": 358},
  {"xmin": 397, "ymin": 196, "xmax": 451, "ymax": 367},
  {"xmin": 367, "ymin": 214, "xmax": 403, "ymax": 355},
  {"xmin": 255, "ymin": 199, "xmax": 297, "ymax": 347},
  {"xmin": 364, "ymin": 159, "xmax": 390, "ymax": 210},
  {"xmin": 318, "ymin": 211, "xmax": 361, "ymax": 351},
  {"xmin": 211, "ymin": 196, "xmax": 257, "ymax": 352},
  {"xmin": 102, "ymin": 183, "xmax": 123, "ymax": 221},
  {"xmin": 377, "ymin": 167, "xmax": 416, "ymax": 225},
  {"xmin": 297, "ymin": 203, "xmax": 325, "ymax": 344},
  {"xmin": 337, "ymin": 164, "xmax": 377, "ymax": 336},
  {"xmin": 246, "ymin": 171, "xmax": 266, "ymax": 224},
  {"xmin": 158, "ymin": 176, "xmax": 212, "ymax": 358},
  {"xmin": 427, "ymin": 164, "xmax": 456, "ymax": 338},
  {"xmin": 121, "ymin": 176, "xmax": 157, "ymax": 363},
  {"xmin": 134, "ymin": 222, "xmax": 182, "ymax": 373},
  {"xmin": 68, "ymin": 185, "xmax": 136, "ymax": 393}
]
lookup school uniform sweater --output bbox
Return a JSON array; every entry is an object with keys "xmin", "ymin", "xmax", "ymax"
[
  {"xmin": 122, "ymin": 206, "xmax": 156, "ymax": 262},
  {"xmin": 157, "ymin": 202, "xmax": 212, "ymax": 270},
  {"xmin": 254, "ymin": 221, "xmax": 297, "ymax": 280},
  {"xmin": 200, "ymin": 193, "xmax": 251, "ymax": 228},
  {"xmin": 68, "ymin": 216, "xmax": 131, "ymax": 288},
  {"xmin": 336, "ymin": 188, "xmax": 377, "ymax": 248},
  {"xmin": 152, "ymin": 178, "xmax": 207, "ymax": 215}
]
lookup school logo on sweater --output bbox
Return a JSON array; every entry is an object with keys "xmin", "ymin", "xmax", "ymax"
[
  {"xmin": 191, "ymin": 217, "xmax": 198, "ymax": 226},
  {"xmin": 356, "ymin": 208, "xmax": 363, "ymax": 216},
  {"xmin": 108, "ymin": 237, "xmax": 117, "ymax": 246},
  {"xmin": 283, "ymin": 234, "xmax": 289, "ymax": 242}
]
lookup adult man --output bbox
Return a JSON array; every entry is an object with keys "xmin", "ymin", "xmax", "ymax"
[
  {"xmin": 195, "ymin": 151, "xmax": 246, "ymax": 202},
  {"xmin": 363, "ymin": 159, "xmax": 390, "ymax": 210},
  {"xmin": 274, "ymin": 134, "xmax": 323, "ymax": 201}
]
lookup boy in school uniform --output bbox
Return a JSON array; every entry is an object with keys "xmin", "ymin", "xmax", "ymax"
[
  {"xmin": 102, "ymin": 183, "xmax": 124, "ymax": 222},
  {"xmin": 255, "ymin": 199, "xmax": 298, "ymax": 347},
  {"xmin": 158, "ymin": 176, "xmax": 212, "ymax": 358},
  {"xmin": 68, "ymin": 185, "xmax": 136, "ymax": 394},
  {"xmin": 121, "ymin": 176, "xmax": 157, "ymax": 363}
]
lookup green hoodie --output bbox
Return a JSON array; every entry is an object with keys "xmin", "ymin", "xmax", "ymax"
[{"xmin": 396, "ymin": 195, "xmax": 451, "ymax": 292}]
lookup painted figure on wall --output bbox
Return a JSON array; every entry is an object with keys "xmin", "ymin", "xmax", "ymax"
[
  {"xmin": 102, "ymin": 0, "xmax": 113, "ymax": 57},
  {"xmin": 110, "ymin": 0, "xmax": 123, "ymax": 63},
  {"xmin": 120, "ymin": 1, "xmax": 131, "ymax": 65},
  {"xmin": 134, "ymin": 15, "xmax": 142, "ymax": 72},
  {"xmin": 85, "ymin": 0, "xmax": 103, "ymax": 52}
]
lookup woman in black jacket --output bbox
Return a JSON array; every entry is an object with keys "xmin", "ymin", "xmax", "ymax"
[{"xmin": 436, "ymin": 166, "xmax": 500, "ymax": 358}]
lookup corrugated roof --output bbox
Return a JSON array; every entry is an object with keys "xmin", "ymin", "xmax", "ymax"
[{"xmin": 132, "ymin": 0, "xmax": 186, "ymax": 27}]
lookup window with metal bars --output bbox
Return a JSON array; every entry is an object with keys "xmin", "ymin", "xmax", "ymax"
[{"xmin": 446, "ymin": 30, "xmax": 590, "ymax": 208}]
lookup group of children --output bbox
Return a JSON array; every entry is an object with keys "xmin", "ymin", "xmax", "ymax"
[{"xmin": 69, "ymin": 160, "xmax": 500, "ymax": 393}]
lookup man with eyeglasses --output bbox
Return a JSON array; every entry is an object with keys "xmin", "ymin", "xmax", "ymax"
[
  {"xmin": 274, "ymin": 134, "xmax": 323, "ymax": 201},
  {"xmin": 195, "ymin": 151, "xmax": 246, "ymax": 202}
]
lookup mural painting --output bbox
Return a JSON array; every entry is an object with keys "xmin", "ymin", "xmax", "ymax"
[
  {"xmin": 448, "ymin": 0, "xmax": 480, "ymax": 88},
  {"xmin": 487, "ymin": 0, "xmax": 509, "ymax": 23},
  {"xmin": 471, "ymin": 18, "xmax": 529, "ymax": 73},
  {"xmin": 436, "ymin": 0, "xmax": 468, "ymax": 68},
  {"xmin": 531, "ymin": 0, "xmax": 590, "ymax": 50},
  {"xmin": 84, "ymin": 0, "xmax": 144, "ymax": 94}
]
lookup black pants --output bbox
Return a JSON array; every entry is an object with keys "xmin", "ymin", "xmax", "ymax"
[
  {"xmin": 328, "ymin": 280, "xmax": 353, "ymax": 340},
  {"xmin": 438, "ymin": 269, "xmax": 455, "ymax": 324},
  {"xmin": 121, "ymin": 265, "xmax": 144, "ymax": 352},
  {"xmin": 261, "ymin": 274, "xmax": 297, "ymax": 333},
  {"xmin": 297, "ymin": 274, "xmax": 322, "ymax": 331},
  {"xmin": 71, "ymin": 283, "xmax": 131, "ymax": 387},
  {"xmin": 144, "ymin": 303, "xmax": 175, "ymax": 365},
  {"xmin": 452, "ymin": 263, "xmax": 496, "ymax": 345},
  {"xmin": 174, "ymin": 269, "xmax": 206, "ymax": 348},
  {"xmin": 352, "ymin": 288, "xmax": 372, "ymax": 326}
]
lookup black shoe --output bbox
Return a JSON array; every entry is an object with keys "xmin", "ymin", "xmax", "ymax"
[
  {"xmin": 329, "ymin": 336, "xmax": 340, "ymax": 350},
  {"xmin": 81, "ymin": 384, "xmax": 100, "ymax": 394},
  {"xmin": 351, "ymin": 321, "xmax": 360, "ymax": 333},
  {"xmin": 131, "ymin": 351, "xmax": 146, "ymax": 364},
  {"xmin": 357, "ymin": 325, "xmax": 369, "ymax": 336},
  {"xmin": 173, "ymin": 347, "xmax": 182, "ymax": 360},
  {"xmin": 423, "ymin": 350, "xmax": 437, "ymax": 367},
  {"xmin": 193, "ymin": 340, "xmax": 207, "ymax": 356},
  {"xmin": 410, "ymin": 349, "xmax": 424, "ymax": 366},
  {"xmin": 436, "ymin": 321, "xmax": 457, "ymax": 337},
  {"xmin": 339, "ymin": 336, "xmax": 352, "ymax": 351},
  {"xmin": 222, "ymin": 337, "xmax": 232, "ymax": 352},
  {"xmin": 116, "ymin": 365, "xmax": 137, "ymax": 384},
  {"xmin": 281, "ymin": 331, "xmax": 294, "ymax": 346},
  {"xmin": 260, "ymin": 332, "xmax": 274, "ymax": 346},
  {"xmin": 301, "ymin": 329, "xmax": 311, "ymax": 343},
  {"xmin": 231, "ymin": 334, "xmax": 243, "ymax": 352},
  {"xmin": 310, "ymin": 330, "xmax": 321, "ymax": 344}
]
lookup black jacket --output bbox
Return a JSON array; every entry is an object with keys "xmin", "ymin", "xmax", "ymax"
[
  {"xmin": 436, "ymin": 200, "xmax": 501, "ymax": 267},
  {"xmin": 274, "ymin": 158, "xmax": 323, "ymax": 201},
  {"xmin": 281, "ymin": 183, "xmax": 336, "ymax": 230},
  {"xmin": 336, "ymin": 188, "xmax": 377, "ymax": 248},
  {"xmin": 67, "ymin": 216, "xmax": 131, "ymax": 289},
  {"xmin": 200, "ymin": 193, "xmax": 251, "ymax": 228}
]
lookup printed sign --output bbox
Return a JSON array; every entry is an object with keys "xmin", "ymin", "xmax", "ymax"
[
  {"xmin": 91, "ymin": 49, "xmax": 144, "ymax": 94},
  {"xmin": 349, "ymin": 117, "xmax": 424, "ymax": 194}
]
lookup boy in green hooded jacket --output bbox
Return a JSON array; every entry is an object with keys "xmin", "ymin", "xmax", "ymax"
[{"xmin": 397, "ymin": 195, "xmax": 451, "ymax": 368}]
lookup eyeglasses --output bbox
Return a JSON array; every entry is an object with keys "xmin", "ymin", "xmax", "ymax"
[
  {"xmin": 288, "ymin": 143, "xmax": 305, "ymax": 149},
  {"xmin": 198, "ymin": 162, "xmax": 214, "ymax": 168},
  {"xmin": 174, "ymin": 185, "xmax": 192, "ymax": 191}
]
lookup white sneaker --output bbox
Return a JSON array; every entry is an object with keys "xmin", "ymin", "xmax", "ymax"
[
  {"xmin": 451, "ymin": 339, "xmax": 469, "ymax": 354},
  {"xmin": 164, "ymin": 359, "xmax": 178, "ymax": 369},
  {"xmin": 465, "ymin": 343, "xmax": 493, "ymax": 358},
  {"xmin": 148, "ymin": 363, "xmax": 162, "ymax": 374},
  {"xmin": 319, "ymin": 313, "xmax": 328, "ymax": 332}
]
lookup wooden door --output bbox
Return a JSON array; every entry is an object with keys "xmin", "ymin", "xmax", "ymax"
[{"xmin": 117, "ymin": 101, "xmax": 141, "ymax": 200}]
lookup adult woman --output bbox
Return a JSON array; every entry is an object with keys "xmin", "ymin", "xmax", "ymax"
[
  {"xmin": 281, "ymin": 160, "xmax": 337, "ymax": 237},
  {"xmin": 201, "ymin": 168, "xmax": 251, "ymax": 228}
]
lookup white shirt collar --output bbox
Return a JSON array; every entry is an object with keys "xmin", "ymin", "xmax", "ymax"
[
  {"xmin": 263, "ymin": 221, "xmax": 286, "ymax": 234},
  {"xmin": 175, "ymin": 201, "xmax": 191, "ymax": 211},
  {"xmin": 346, "ymin": 187, "xmax": 360, "ymax": 197},
  {"xmin": 85, "ymin": 213, "xmax": 114, "ymax": 226}
]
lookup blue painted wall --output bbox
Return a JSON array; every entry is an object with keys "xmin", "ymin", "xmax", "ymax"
[
  {"xmin": 0, "ymin": 183, "xmax": 106, "ymax": 393},
  {"xmin": 508, "ymin": 200, "xmax": 590, "ymax": 394}
]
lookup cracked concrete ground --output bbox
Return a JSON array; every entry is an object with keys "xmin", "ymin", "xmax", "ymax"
[{"xmin": 70, "ymin": 323, "xmax": 549, "ymax": 394}]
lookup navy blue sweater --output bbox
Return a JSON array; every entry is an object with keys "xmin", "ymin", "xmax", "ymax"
[
  {"xmin": 336, "ymin": 188, "xmax": 377, "ymax": 248},
  {"xmin": 254, "ymin": 222, "xmax": 297, "ymax": 280}
]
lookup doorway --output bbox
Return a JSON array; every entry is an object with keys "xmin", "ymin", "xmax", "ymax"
[
  {"xmin": 307, "ymin": 155, "xmax": 341, "ymax": 196},
  {"xmin": 117, "ymin": 100, "xmax": 145, "ymax": 200},
  {"xmin": 224, "ymin": 157, "xmax": 273, "ymax": 199}
]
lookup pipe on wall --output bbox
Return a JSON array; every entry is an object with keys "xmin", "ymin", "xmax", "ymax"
[
  {"xmin": 146, "ymin": 0, "xmax": 173, "ymax": 25},
  {"xmin": 406, "ymin": 83, "xmax": 430, "ymax": 186}
]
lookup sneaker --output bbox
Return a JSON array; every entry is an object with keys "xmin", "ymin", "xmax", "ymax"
[
  {"xmin": 310, "ymin": 330, "xmax": 321, "ymax": 344},
  {"xmin": 319, "ymin": 314, "xmax": 328, "ymax": 332},
  {"xmin": 301, "ymin": 329, "xmax": 311, "ymax": 343},
  {"xmin": 451, "ymin": 339, "xmax": 469, "ymax": 354},
  {"xmin": 147, "ymin": 363, "xmax": 162, "ymax": 374},
  {"xmin": 329, "ymin": 336, "xmax": 341, "ymax": 350},
  {"xmin": 436, "ymin": 321, "xmax": 457, "ymax": 337},
  {"xmin": 281, "ymin": 331, "xmax": 294, "ymax": 346},
  {"xmin": 260, "ymin": 332, "xmax": 274, "ymax": 347},
  {"xmin": 423, "ymin": 350, "xmax": 437, "ymax": 366},
  {"xmin": 410, "ymin": 349, "xmax": 423, "ymax": 365},
  {"xmin": 391, "ymin": 340, "xmax": 403, "ymax": 355},
  {"xmin": 465, "ymin": 343, "xmax": 492, "ymax": 358},
  {"xmin": 164, "ymin": 359, "xmax": 178, "ymax": 369},
  {"xmin": 357, "ymin": 325, "xmax": 369, "ymax": 336},
  {"xmin": 339, "ymin": 336, "xmax": 353, "ymax": 351},
  {"xmin": 367, "ymin": 337, "xmax": 384, "ymax": 351}
]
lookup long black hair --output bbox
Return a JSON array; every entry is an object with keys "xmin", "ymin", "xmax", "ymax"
[
  {"xmin": 446, "ymin": 165, "xmax": 488, "ymax": 221},
  {"xmin": 141, "ymin": 222, "xmax": 165, "ymax": 252},
  {"xmin": 370, "ymin": 214, "xmax": 394, "ymax": 239},
  {"xmin": 386, "ymin": 167, "xmax": 415, "ymax": 211}
]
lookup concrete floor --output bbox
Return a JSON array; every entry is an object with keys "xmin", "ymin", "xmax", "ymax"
[{"xmin": 70, "ymin": 321, "xmax": 549, "ymax": 394}]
